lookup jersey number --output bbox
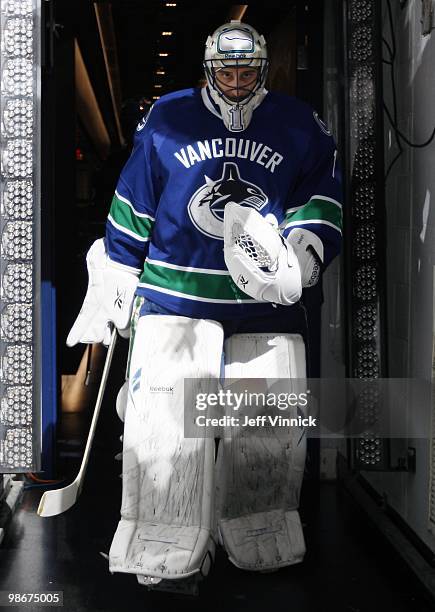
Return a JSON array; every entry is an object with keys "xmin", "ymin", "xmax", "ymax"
[{"xmin": 228, "ymin": 106, "xmax": 244, "ymax": 132}]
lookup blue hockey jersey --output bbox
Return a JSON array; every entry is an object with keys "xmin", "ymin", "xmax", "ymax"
[{"xmin": 106, "ymin": 87, "xmax": 343, "ymax": 320}]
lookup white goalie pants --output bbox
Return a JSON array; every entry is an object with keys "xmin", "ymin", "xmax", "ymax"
[{"xmin": 109, "ymin": 314, "xmax": 307, "ymax": 580}]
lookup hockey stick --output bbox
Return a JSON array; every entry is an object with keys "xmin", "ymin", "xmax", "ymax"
[{"xmin": 37, "ymin": 328, "xmax": 118, "ymax": 517}]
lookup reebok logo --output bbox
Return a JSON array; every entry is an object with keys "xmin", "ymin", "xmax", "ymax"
[
  {"xmin": 237, "ymin": 274, "xmax": 249, "ymax": 289},
  {"xmin": 114, "ymin": 288, "xmax": 124, "ymax": 309},
  {"xmin": 149, "ymin": 385, "xmax": 174, "ymax": 394}
]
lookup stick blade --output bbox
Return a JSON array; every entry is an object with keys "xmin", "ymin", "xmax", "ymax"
[{"xmin": 37, "ymin": 480, "xmax": 80, "ymax": 517}]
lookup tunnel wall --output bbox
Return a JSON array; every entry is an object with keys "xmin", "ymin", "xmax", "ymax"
[
  {"xmin": 362, "ymin": 0, "xmax": 435, "ymax": 553},
  {"xmin": 318, "ymin": 0, "xmax": 347, "ymax": 476}
]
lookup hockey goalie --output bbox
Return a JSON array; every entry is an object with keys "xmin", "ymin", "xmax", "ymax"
[{"xmin": 64, "ymin": 21, "xmax": 342, "ymax": 591}]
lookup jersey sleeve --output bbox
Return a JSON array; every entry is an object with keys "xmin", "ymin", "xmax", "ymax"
[
  {"xmin": 105, "ymin": 117, "xmax": 160, "ymax": 271},
  {"xmin": 281, "ymin": 113, "xmax": 343, "ymax": 267}
]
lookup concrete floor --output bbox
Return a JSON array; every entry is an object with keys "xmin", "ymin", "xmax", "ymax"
[{"xmin": 1, "ymin": 477, "xmax": 434, "ymax": 611}]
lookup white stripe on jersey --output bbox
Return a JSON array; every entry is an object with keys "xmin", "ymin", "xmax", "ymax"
[
  {"xmin": 145, "ymin": 258, "xmax": 229, "ymax": 275},
  {"xmin": 283, "ymin": 219, "xmax": 343, "ymax": 233},
  {"xmin": 138, "ymin": 282, "xmax": 259, "ymax": 304},
  {"xmin": 107, "ymin": 215, "xmax": 151, "ymax": 242},
  {"xmin": 115, "ymin": 190, "xmax": 156, "ymax": 220},
  {"xmin": 285, "ymin": 195, "xmax": 342, "ymax": 215}
]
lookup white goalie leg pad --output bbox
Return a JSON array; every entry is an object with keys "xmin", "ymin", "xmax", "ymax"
[
  {"xmin": 216, "ymin": 333, "xmax": 307, "ymax": 571},
  {"xmin": 109, "ymin": 315, "xmax": 223, "ymax": 580},
  {"xmin": 115, "ymin": 380, "xmax": 128, "ymax": 422}
]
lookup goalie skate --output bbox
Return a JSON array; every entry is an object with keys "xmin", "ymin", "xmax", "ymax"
[{"xmin": 136, "ymin": 545, "xmax": 213, "ymax": 597}]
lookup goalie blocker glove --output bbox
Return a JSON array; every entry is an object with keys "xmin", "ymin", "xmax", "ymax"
[
  {"xmin": 286, "ymin": 227, "xmax": 324, "ymax": 288},
  {"xmin": 67, "ymin": 238, "xmax": 140, "ymax": 347}
]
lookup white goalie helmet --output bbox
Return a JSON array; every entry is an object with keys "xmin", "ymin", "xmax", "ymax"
[{"xmin": 203, "ymin": 20, "xmax": 269, "ymax": 132}]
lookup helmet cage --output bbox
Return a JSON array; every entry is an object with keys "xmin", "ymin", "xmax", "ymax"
[{"xmin": 203, "ymin": 56, "xmax": 269, "ymax": 106}]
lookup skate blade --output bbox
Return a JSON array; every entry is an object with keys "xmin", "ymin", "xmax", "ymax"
[{"xmin": 137, "ymin": 574, "xmax": 200, "ymax": 597}]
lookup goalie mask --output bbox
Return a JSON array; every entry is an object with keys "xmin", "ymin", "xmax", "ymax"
[{"xmin": 203, "ymin": 21, "xmax": 269, "ymax": 132}]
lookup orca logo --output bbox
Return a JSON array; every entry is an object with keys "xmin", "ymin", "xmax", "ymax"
[{"xmin": 188, "ymin": 162, "xmax": 268, "ymax": 240}]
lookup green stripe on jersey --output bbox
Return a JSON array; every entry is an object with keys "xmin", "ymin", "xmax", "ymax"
[
  {"xmin": 140, "ymin": 261, "xmax": 252, "ymax": 301},
  {"xmin": 109, "ymin": 194, "xmax": 154, "ymax": 238},
  {"xmin": 285, "ymin": 197, "xmax": 342, "ymax": 231}
]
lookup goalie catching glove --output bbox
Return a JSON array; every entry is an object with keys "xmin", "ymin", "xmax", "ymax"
[
  {"xmin": 66, "ymin": 238, "xmax": 140, "ymax": 347},
  {"xmin": 223, "ymin": 203, "xmax": 323, "ymax": 306}
]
